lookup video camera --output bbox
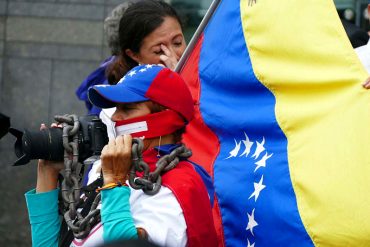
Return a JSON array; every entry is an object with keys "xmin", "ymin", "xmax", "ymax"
[{"xmin": 9, "ymin": 115, "xmax": 108, "ymax": 166}]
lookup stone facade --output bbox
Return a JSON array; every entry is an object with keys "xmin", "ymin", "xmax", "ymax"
[{"xmin": 0, "ymin": 1, "xmax": 119, "ymax": 245}]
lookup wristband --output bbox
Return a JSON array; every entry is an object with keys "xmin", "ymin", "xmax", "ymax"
[{"xmin": 96, "ymin": 182, "xmax": 127, "ymax": 192}]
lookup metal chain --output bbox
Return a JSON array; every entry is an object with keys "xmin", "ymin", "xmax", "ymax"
[
  {"xmin": 56, "ymin": 115, "xmax": 191, "ymax": 239},
  {"xmin": 129, "ymin": 138, "xmax": 192, "ymax": 195},
  {"xmin": 56, "ymin": 114, "xmax": 101, "ymax": 239}
]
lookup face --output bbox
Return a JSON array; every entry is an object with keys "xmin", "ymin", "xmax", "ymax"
[
  {"xmin": 126, "ymin": 16, "xmax": 186, "ymax": 65},
  {"xmin": 111, "ymin": 102, "xmax": 151, "ymax": 122}
]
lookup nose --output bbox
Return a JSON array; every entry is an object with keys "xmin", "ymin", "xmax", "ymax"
[
  {"xmin": 111, "ymin": 109, "xmax": 126, "ymax": 122},
  {"xmin": 168, "ymin": 45, "xmax": 179, "ymax": 59}
]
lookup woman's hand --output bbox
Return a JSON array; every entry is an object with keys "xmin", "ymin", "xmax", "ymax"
[
  {"xmin": 101, "ymin": 135, "xmax": 132, "ymax": 185},
  {"xmin": 159, "ymin": 44, "xmax": 178, "ymax": 70},
  {"xmin": 36, "ymin": 123, "xmax": 65, "ymax": 193},
  {"xmin": 362, "ymin": 77, "xmax": 370, "ymax": 89}
]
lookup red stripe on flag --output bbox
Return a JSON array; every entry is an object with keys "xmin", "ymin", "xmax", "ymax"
[{"xmin": 180, "ymin": 34, "xmax": 225, "ymax": 247}]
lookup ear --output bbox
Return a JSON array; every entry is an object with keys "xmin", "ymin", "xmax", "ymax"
[{"xmin": 125, "ymin": 49, "xmax": 141, "ymax": 63}]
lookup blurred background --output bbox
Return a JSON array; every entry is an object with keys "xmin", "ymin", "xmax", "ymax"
[{"xmin": 0, "ymin": 0, "xmax": 368, "ymax": 246}]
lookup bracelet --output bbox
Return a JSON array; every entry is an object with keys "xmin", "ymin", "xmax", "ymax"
[{"xmin": 96, "ymin": 182, "xmax": 127, "ymax": 192}]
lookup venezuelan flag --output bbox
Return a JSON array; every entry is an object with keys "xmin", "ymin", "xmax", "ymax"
[{"xmin": 179, "ymin": 0, "xmax": 370, "ymax": 246}]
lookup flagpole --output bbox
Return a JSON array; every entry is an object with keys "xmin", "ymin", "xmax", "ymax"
[{"xmin": 175, "ymin": 0, "xmax": 222, "ymax": 72}]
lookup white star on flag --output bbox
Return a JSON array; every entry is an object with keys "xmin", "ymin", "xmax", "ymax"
[
  {"xmin": 249, "ymin": 175, "xmax": 266, "ymax": 202},
  {"xmin": 117, "ymin": 76, "xmax": 126, "ymax": 84},
  {"xmin": 252, "ymin": 137, "xmax": 265, "ymax": 159},
  {"xmin": 139, "ymin": 68, "xmax": 147, "ymax": 73},
  {"xmin": 239, "ymin": 132, "xmax": 254, "ymax": 157},
  {"xmin": 146, "ymin": 64, "xmax": 154, "ymax": 69},
  {"xmin": 246, "ymin": 209, "xmax": 258, "ymax": 236},
  {"xmin": 226, "ymin": 139, "xmax": 241, "ymax": 159},
  {"xmin": 128, "ymin": 70, "xmax": 137, "ymax": 77},
  {"xmin": 247, "ymin": 239, "xmax": 255, "ymax": 247},
  {"xmin": 254, "ymin": 152, "xmax": 273, "ymax": 172}
]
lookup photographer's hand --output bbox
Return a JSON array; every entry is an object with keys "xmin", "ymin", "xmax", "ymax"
[
  {"xmin": 101, "ymin": 134, "xmax": 132, "ymax": 185},
  {"xmin": 36, "ymin": 123, "xmax": 65, "ymax": 193}
]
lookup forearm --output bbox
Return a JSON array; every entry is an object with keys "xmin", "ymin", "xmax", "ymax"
[
  {"xmin": 25, "ymin": 189, "xmax": 61, "ymax": 247},
  {"xmin": 101, "ymin": 186, "xmax": 138, "ymax": 242}
]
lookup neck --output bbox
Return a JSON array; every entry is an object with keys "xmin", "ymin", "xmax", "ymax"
[{"xmin": 143, "ymin": 134, "xmax": 176, "ymax": 151}]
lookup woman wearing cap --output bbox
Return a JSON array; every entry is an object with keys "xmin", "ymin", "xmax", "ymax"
[{"xmin": 25, "ymin": 65, "xmax": 217, "ymax": 247}]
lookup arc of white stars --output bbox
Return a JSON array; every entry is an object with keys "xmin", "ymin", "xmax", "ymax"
[
  {"xmin": 226, "ymin": 139, "xmax": 241, "ymax": 159},
  {"xmin": 246, "ymin": 209, "xmax": 258, "ymax": 236},
  {"xmin": 248, "ymin": 175, "xmax": 266, "ymax": 202},
  {"xmin": 239, "ymin": 132, "xmax": 254, "ymax": 157},
  {"xmin": 247, "ymin": 239, "xmax": 255, "ymax": 247},
  {"xmin": 254, "ymin": 152, "xmax": 273, "ymax": 172},
  {"xmin": 251, "ymin": 137, "xmax": 265, "ymax": 160},
  {"xmin": 128, "ymin": 70, "xmax": 137, "ymax": 77}
]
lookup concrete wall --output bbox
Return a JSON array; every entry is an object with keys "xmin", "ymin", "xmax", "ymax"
[{"xmin": 0, "ymin": 0, "xmax": 123, "ymax": 245}]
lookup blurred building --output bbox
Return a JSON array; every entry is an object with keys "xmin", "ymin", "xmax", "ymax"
[{"xmin": 0, "ymin": 0, "xmax": 368, "ymax": 246}]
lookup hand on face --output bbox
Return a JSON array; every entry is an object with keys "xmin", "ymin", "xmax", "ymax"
[
  {"xmin": 101, "ymin": 134, "xmax": 132, "ymax": 185},
  {"xmin": 159, "ymin": 44, "xmax": 179, "ymax": 70}
]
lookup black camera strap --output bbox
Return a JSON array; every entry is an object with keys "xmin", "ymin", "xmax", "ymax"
[{"xmin": 59, "ymin": 177, "xmax": 103, "ymax": 247}]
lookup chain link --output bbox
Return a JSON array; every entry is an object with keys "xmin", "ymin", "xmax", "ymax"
[
  {"xmin": 128, "ymin": 138, "xmax": 192, "ymax": 195},
  {"xmin": 57, "ymin": 114, "xmax": 101, "ymax": 239},
  {"xmin": 57, "ymin": 114, "xmax": 191, "ymax": 239}
]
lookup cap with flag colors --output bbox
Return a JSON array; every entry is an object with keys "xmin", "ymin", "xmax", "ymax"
[
  {"xmin": 88, "ymin": 64, "xmax": 194, "ymax": 122},
  {"xmin": 178, "ymin": 0, "xmax": 370, "ymax": 246}
]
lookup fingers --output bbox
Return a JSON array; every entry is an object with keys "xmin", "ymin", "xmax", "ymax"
[
  {"xmin": 362, "ymin": 77, "xmax": 370, "ymax": 89},
  {"xmin": 102, "ymin": 136, "xmax": 131, "ymax": 159},
  {"xmin": 41, "ymin": 123, "xmax": 62, "ymax": 131},
  {"xmin": 123, "ymin": 134, "xmax": 132, "ymax": 154},
  {"xmin": 159, "ymin": 44, "xmax": 177, "ymax": 70},
  {"xmin": 160, "ymin": 44, "xmax": 172, "ymax": 57},
  {"xmin": 115, "ymin": 135, "xmax": 132, "ymax": 157},
  {"xmin": 51, "ymin": 123, "xmax": 63, "ymax": 128}
]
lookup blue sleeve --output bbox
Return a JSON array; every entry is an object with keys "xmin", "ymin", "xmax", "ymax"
[
  {"xmin": 101, "ymin": 186, "xmax": 138, "ymax": 242},
  {"xmin": 25, "ymin": 189, "xmax": 61, "ymax": 247}
]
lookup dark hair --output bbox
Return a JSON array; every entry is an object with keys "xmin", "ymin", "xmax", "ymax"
[{"xmin": 107, "ymin": 0, "xmax": 183, "ymax": 84}]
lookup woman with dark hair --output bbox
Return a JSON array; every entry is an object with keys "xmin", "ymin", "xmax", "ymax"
[
  {"xmin": 77, "ymin": 0, "xmax": 186, "ymax": 116},
  {"xmin": 107, "ymin": 0, "xmax": 186, "ymax": 84},
  {"xmin": 25, "ymin": 65, "xmax": 217, "ymax": 247}
]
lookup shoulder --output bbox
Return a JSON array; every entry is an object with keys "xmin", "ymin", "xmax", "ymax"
[{"xmin": 129, "ymin": 186, "xmax": 187, "ymax": 247}]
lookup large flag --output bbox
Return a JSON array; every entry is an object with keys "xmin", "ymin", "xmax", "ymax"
[{"xmin": 179, "ymin": 0, "xmax": 370, "ymax": 246}]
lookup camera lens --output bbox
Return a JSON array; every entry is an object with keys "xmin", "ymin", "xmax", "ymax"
[{"xmin": 13, "ymin": 128, "xmax": 64, "ymax": 165}]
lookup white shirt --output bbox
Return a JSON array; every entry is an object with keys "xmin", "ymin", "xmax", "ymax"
[
  {"xmin": 355, "ymin": 39, "xmax": 370, "ymax": 74},
  {"xmin": 70, "ymin": 155, "xmax": 187, "ymax": 247}
]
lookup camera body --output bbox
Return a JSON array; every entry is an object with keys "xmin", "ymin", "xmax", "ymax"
[{"xmin": 10, "ymin": 115, "xmax": 108, "ymax": 166}]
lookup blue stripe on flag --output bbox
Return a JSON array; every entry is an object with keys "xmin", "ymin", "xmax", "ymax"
[{"xmin": 198, "ymin": 0, "xmax": 314, "ymax": 246}]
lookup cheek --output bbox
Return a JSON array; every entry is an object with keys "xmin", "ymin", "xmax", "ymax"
[
  {"xmin": 175, "ymin": 45, "xmax": 186, "ymax": 58},
  {"xmin": 141, "ymin": 54, "xmax": 161, "ymax": 65}
]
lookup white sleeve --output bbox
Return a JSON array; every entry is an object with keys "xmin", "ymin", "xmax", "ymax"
[
  {"xmin": 355, "ymin": 42, "xmax": 370, "ymax": 74},
  {"xmin": 129, "ymin": 186, "xmax": 187, "ymax": 247}
]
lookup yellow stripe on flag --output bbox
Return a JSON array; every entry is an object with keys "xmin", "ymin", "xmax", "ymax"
[{"xmin": 241, "ymin": 0, "xmax": 370, "ymax": 245}]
